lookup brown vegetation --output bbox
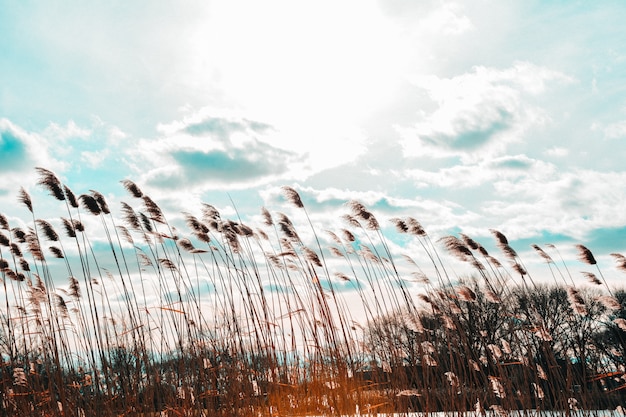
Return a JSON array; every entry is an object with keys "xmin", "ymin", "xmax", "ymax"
[{"xmin": 0, "ymin": 169, "xmax": 625, "ymax": 416}]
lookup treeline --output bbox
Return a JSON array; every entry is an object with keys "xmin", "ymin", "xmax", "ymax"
[{"xmin": 365, "ymin": 283, "xmax": 626, "ymax": 413}]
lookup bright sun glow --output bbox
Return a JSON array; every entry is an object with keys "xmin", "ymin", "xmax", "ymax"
[{"xmin": 190, "ymin": 0, "xmax": 410, "ymax": 168}]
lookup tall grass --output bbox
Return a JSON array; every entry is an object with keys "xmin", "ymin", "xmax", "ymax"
[{"xmin": 0, "ymin": 168, "xmax": 625, "ymax": 416}]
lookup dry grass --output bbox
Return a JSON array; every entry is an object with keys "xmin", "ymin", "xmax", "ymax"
[{"xmin": 0, "ymin": 168, "xmax": 625, "ymax": 416}]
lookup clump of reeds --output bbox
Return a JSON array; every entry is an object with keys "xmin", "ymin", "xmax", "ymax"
[{"xmin": 0, "ymin": 168, "xmax": 626, "ymax": 416}]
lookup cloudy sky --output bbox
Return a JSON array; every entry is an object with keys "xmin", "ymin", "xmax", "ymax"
[{"xmin": 2, "ymin": 0, "xmax": 626, "ymax": 265}]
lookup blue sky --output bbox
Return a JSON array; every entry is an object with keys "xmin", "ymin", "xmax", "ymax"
[{"xmin": 2, "ymin": 0, "xmax": 626, "ymax": 269}]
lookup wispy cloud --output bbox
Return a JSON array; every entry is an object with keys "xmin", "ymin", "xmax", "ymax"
[
  {"xmin": 402, "ymin": 154, "xmax": 555, "ymax": 189},
  {"xmin": 379, "ymin": 0, "xmax": 473, "ymax": 35},
  {"xmin": 397, "ymin": 62, "xmax": 574, "ymax": 161},
  {"xmin": 600, "ymin": 120, "xmax": 626, "ymax": 140}
]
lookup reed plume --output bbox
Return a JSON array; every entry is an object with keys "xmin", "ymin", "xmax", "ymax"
[
  {"xmin": 347, "ymin": 200, "xmax": 379, "ymax": 230},
  {"xmin": 0, "ymin": 213, "xmax": 8, "ymax": 230},
  {"xmin": 0, "ymin": 232, "xmax": 9, "ymax": 247},
  {"xmin": 532, "ymin": 244, "xmax": 554, "ymax": 263},
  {"xmin": 576, "ymin": 244, "xmax": 597, "ymax": 265},
  {"xmin": 18, "ymin": 187, "xmax": 32, "ymax": 212},
  {"xmin": 405, "ymin": 217, "xmax": 426, "ymax": 236},
  {"xmin": 120, "ymin": 179, "xmax": 144, "ymax": 198},
  {"xmin": 611, "ymin": 253, "xmax": 626, "ymax": 272},
  {"xmin": 79, "ymin": 194, "xmax": 102, "ymax": 215},
  {"xmin": 90, "ymin": 190, "xmax": 111, "ymax": 214},
  {"xmin": 64, "ymin": 184, "xmax": 79, "ymax": 208},
  {"xmin": 36, "ymin": 167, "xmax": 65, "ymax": 201},
  {"xmin": 281, "ymin": 185, "xmax": 304, "ymax": 208},
  {"xmin": 36, "ymin": 219, "xmax": 59, "ymax": 241}
]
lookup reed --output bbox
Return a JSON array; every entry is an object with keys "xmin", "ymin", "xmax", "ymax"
[{"xmin": 0, "ymin": 168, "xmax": 625, "ymax": 416}]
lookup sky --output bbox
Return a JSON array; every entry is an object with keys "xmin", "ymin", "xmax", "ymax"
[{"xmin": 2, "ymin": 0, "xmax": 626, "ymax": 275}]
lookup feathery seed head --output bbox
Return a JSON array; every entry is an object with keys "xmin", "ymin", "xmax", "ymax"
[
  {"xmin": 139, "ymin": 212, "xmax": 153, "ymax": 233},
  {"xmin": 341, "ymin": 229, "xmax": 356, "ymax": 243},
  {"xmin": 597, "ymin": 295, "xmax": 621, "ymax": 311},
  {"xmin": 183, "ymin": 212, "xmax": 209, "ymax": 234},
  {"xmin": 582, "ymin": 271, "xmax": 602, "ymax": 285},
  {"xmin": 511, "ymin": 262, "xmax": 526, "ymax": 276},
  {"xmin": 456, "ymin": 285, "xmax": 477, "ymax": 302},
  {"xmin": 79, "ymin": 194, "xmax": 102, "ymax": 216},
  {"xmin": 576, "ymin": 244, "xmax": 597, "ymax": 265},
  {"xmin": 277, "ymin": 213, "xmax": 300, "ymax": 242},
  {"xmin": 121, "ymin": 179, "xmax": 143, "ymax": 198},
  {"xmin": 325, "ymin": 230, "xmax": 341, "ymax": 244},
  {"xmin": 18, "ymin": 188, "xmax": 33, "ymax": 213},
  {"xmin": 201, "ymin": 203, "xmax": 221, "ymax": 221},
  {"xmin": 614, "ymin": 318, "xmax": 626, "ymax": 331},
  {"xmin": 348, "ymin": 200, "xmax": 379, "ymax": 230},
  {"xmin": 12, "ymin": 227, "xmax": 26, "ymax": 243},
  {"xmin": 236, "ymin": 223, "xmax": 254, "ymax": 237},
  {"xmin": 120, "ymin": 202, "xmax": 141, "ymax": 230},
  {"xmin": 531, "ymin": 244, "xmax": 554, "ymax": 263},
  {"xmin": 0, "ymin": 232, "xmax": 9, "ymax": 247},
  {"xmin": 611, "ymin": 253, "xmax": 626, "ymax": 272},
  {"xmin": 460, "ymin": 233, "xmax": 480, "ymax": 251},
  {"xmin": 69, "ymin": 276, "xmax": 80, "ymax": 298},
  {"xmin": 567, "ymin": 286, "xmax": 587, "ymax": 315},
  {"xmin": 256, "ymin": 228, "xmax": 268, "ymax": 240},
  {"xmin": 36, "ymin": 167, "xmax": 65, "ymax": 201},
  {"xmin": 143, "ymin": 195, "xmax": 164, "ymax": 223},
  {"xmin": 36, "ymin": 219, "xmax": 59, "ymax": 241},
  {"xmin": 440, "ymin": 236, "xmax": 472, "ymax": 261},
  {"xmin": 484, "ymin": 289, "xmax": 502, "ymax": 303},
  {"xmin": 61, "ymin": 217, "xmax": 76, "ymax": 238},
  {"xmin": 341, "ymin": 214, "xmax": 361, "ymax": 228},
  {"xmin": 390, "ymin": 218, "xmax": 408, "ymax": 233},
  {"xmin": 302, "ymin": 247, "xmax": 322, "ymax": 267},
  {"xmin": 64, "ymin": 185, "xmax": 79, "ymax": 208},
  {"xmin": 177, "ymin": 238, "xmax": 196, "ymax": 252},
  {"xmin": 90, "ymin": 190, "xmax": 110, "ymax": 214},
  {"xmin": 260, "ymin": 207, "xmax": 273, "ymax": 226},
  {"xmin": 19, "ymin": 258, "xmax": 29, "ymax": 272},
  {"xmin": 490, "ymin": 229, "xmax": 509, "ymax": 245},
  {"xmin": 334, "ymin": 272, "xmax": 351, "ymax": 282},
  {"xmin": 10, "ymin": 242, "xmax": 23, "ymax": 258},
  {"xmin": 406, "ymin": 217, "xmax": 426, "ymax": 236},
  {"xmin": 49, "ymin": 246, "xmax": 64, "ymax": 258},
  {"xmin": 281, "ymin": 186, "xmax": 304, "ymax": 208}
]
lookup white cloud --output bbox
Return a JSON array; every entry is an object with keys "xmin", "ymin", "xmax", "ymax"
[
  {"xmin": 43, "ymin": 120, "xmax": 92, "ymax": 141},
  {"xmin": 402, "ymin": 154, "xmax": 556, "ymax": 189},
  {"xmin": 41, "ymin": 118, "xmax": 129, "ymax": 166},
  {"xmin": 545, "ymin": 147, "xmax": 569, "ymax": 157},
  {"xmin": 0, "ymin": 119, "xmax": 62, "ymax": 188},
  {"xmin": 485, "ymin": 170, "xmax": 626, "ymax": 240},
  {"xmin": 130, "ymin": 112, "xmax": 304, "ymax": 196},
  {"xmin": 420, "ymin": 2, "xmax": 473, "ymax": 35},
  {"xmin": 603, "ymin": 120, "xmax": 626, "ymax": 139},
  {"xmin": 397, "ymin": 62, "xmax": 574, "ymax": 161},
  {"xmin": 81, "ymin": 150, "xmax": 109, "ymax": 167}
]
